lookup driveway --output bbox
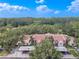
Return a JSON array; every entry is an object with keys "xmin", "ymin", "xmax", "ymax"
[{"xmin": 62, "ymin": 55, "xmax": 77, "ymax": 59}]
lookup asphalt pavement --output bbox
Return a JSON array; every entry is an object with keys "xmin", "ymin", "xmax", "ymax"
[{"xmin": 0, "ymin": 57, "xmax": 28, "ymax": 59}]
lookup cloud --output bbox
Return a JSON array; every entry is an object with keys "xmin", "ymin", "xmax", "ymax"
[
  {"xmin": 36, "ymin": 5, "xmax": 53, "ymax": 13},
  {"xmin": 0, "ymin": 3, "xmax": 30, "ymax": 11},
  {"xmin": 35, "ymin": 0, "xmax": 44, "ymax": 3},
  {"xmin": 36, "ymin": 5, "xmax": 60, "ymax": 14},
  {"xmin": 54, "ymin": 10, "xmax": 60, "ymax": 14},
  {"xmin": 67, "ymin": 0, "xmax": 79, "ymax": 12}
]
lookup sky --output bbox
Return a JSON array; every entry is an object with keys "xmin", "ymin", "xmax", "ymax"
[{"xmin": 0, "ymin": 0, "xmax": 79, "ymax": 18}]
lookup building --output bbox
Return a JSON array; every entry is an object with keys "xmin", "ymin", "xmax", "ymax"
[
  {"xmin": 68, "ymin": 36, "xmax": 76, "ymax": 47},
  {"xmin": 15, "ymin": 33, "xmax": 76, "ymax": 56},
  {"xmin": 32, "ymin": 34, "xmax": 46, "ymax": 43},
  {"xmin": 22, "ymin": 33, "xmax": 75, "ymax": 47},
  {"xmin": 52, "ymin": 34, "xmax": 67, "ymax": 47},
  {"xmin": 16, "ymin": 33, "xmax": 76, "ymax": 53},
  {"xmin": 23, "ymin": 35, "xmax": 31, "ymax": 45}
]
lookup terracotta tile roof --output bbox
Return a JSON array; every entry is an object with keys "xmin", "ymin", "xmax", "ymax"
[
  {"xmin": 23, "ymin": 33, "xmax": 67, "ymax": 44},
  {"xmin": 32, "ymin": 34, "xmax": 46, "ymax": 43},
  {"xmin": 52, "ymin": 34, "xmax": 67, "ymax": 43},
  {"xmin": 45, "ymin": 33, "xmax": 53, "ymax": 37}
]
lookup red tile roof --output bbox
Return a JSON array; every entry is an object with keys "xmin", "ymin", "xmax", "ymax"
[
  {"xmin": 52, "ymin": 34, "xmax": 67, "ymax": 43},
  {"xmin": 32, "ymin": 34, "xmax": 46, "ymax": 43},
  {"xmin": 23, "ymin": 33, "xmax": 67, "ymax": 44}
]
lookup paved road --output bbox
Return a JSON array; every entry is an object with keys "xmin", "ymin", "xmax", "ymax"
[
  {"xmin": 0, "ymin": 57, "xmax": 28, "ymax": 59},
  {"xmin": 0, "ymin": 54, "xmax": 29, "ymax": 59},
  {"xmin": 0, "ymin": 56, "xmax": 78, "ymax": 59}
]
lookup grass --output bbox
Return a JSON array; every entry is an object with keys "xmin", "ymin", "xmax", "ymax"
[
  {"xmin": 68, "ymin": 48, "xmax": 79, "ymax": 57},
  {"xmin": 0, "ymin": 51, "xmax": 8, "ymax": 56}
]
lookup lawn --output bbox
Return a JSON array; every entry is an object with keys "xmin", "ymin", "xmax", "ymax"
[{"xmin": 0, "ymin": 51, "xmax": 8, "ymax": 56}]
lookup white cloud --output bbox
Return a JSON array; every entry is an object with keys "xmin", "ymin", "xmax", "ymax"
[
  {"xmin": 35, "ymin": 0, "xmax": 44, "ymax": 3},
  {"xmin": 0, "ymin": 3, "xmax": 30, "ymax": 11},
  {"xmin": 67, "ymin": 0, "xmax": 79, "ymax": 12},
  {"xmin": 54, "ymin": 10, "xmax": 60, "ymax": 14},
  {"xmin": 36, "ymin": 5, "xmax": 53, "ymax": 13},
  {"xmin": 36, "ymin": 5, "xmax": 60, "ymax": 14}
]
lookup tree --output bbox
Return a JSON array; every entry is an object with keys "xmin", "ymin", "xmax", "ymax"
[
  {"xmin": 30, "ymin": 39, "xmax": 62, "ymax": 59},
  {"xmin": 76, "ymin": 38, "xmax": 79, "ymax": 48},
  {"xmin": 0, "ymin": 29, "xmax": 23, "ymax": 52}
]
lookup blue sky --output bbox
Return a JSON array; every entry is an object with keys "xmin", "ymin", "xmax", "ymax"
[{"xmin": 0, "ymin": 0, "xmax": 79, "ymax": 18}]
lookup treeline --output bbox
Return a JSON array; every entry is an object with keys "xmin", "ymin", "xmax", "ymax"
[
  {"xmin": 0, "ymin": 17, "xmax": 79, "ymax": 27},
  {"xmin": 0, "ymin": 17, "xmax": 79, "ymax": 37}
]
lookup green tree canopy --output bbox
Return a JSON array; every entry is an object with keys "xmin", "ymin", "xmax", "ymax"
[{"xmin": 30, "ymin": 39, "xmax": 62, "ymax": 59}]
